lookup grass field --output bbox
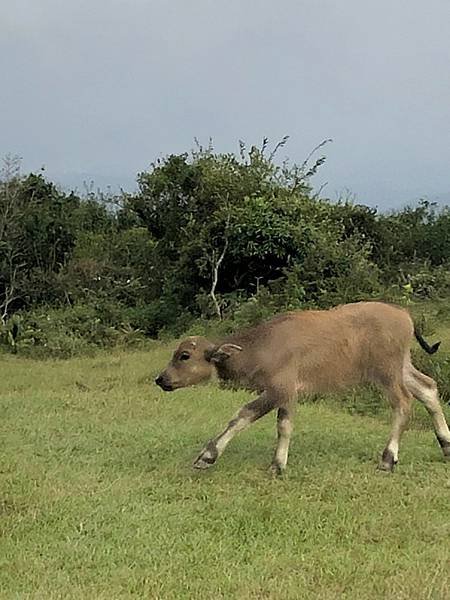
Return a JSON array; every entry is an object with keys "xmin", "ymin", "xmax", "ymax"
[{"xmin": 1, "ymin": 333, "xmax": 450, "ymax": 599}]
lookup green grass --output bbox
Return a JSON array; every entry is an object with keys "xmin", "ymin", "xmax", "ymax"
[{"xmin": 1, "ymin": 344, "xmax": 450, "ymax": 599}]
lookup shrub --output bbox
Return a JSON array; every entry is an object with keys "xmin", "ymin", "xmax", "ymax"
[{"xmin": 2, "ymin": 303, "xmax": 145, "ymax": 359}]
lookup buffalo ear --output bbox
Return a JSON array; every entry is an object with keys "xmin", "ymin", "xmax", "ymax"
[{"xmin": 209, "ymin": 343, "xmax": 242, "ymax": 363}]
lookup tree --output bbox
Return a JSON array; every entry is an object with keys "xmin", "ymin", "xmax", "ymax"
[
  {"xmin": 121, "ymin": 139, "xmax": 381, "ymax": 322},
  {"xmin": 0, "ymin": 155, "xmax": 24, "ymax": 324}
]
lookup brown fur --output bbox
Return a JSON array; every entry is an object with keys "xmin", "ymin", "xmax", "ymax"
[{"xmin": 155, "ymin": 301, "xmax": 450, "ymax": 473}]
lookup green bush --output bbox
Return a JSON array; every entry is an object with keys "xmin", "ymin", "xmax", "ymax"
[
  {"xmin": 2, "ymin": 303, "xmax": 145, "ymax": 359},
  {"xmin": 125, "ymin": 298, "xmax": 194, "ymax": 339}
]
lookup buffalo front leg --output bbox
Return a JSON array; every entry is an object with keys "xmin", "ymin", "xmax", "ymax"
[
  {"xmin": 270, "ymin": 405, "xmax": 295, "ymax": 476},
  {"xmin": 193, "ymin": 392, "xmax": 276, "ymax": 470}
]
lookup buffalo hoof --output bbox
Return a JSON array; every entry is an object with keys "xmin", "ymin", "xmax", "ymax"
[
  {"xmin": 377, "ymin": 464, "xmax": 394, "ymax": 474},
  {"xmin": 193, "ymin": 442, "xmax": 218, "ymax": 470},
  {"xmin": 269, "ymin": 462, "xmax": 285, "ymax": 478},
  {"xmin": 193, "ymin": 456, "xmax": 215, "ymax": 470},
  {"xmin": 378, "ymin": 448, "xmax": 397, "ymax": 473},
  {"xmin": 436, "ymin": 435, "xmax": 450, "ymax": 458}
]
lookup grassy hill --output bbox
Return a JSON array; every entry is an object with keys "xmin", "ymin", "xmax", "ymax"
[{"xmin": 1, "ymin": 326, "xmax": 450, "ymax": 599}]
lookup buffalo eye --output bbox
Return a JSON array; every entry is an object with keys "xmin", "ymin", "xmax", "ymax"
[{"xmin": 180, "ymin": 352, "xmax": 190, "ymax": 361}]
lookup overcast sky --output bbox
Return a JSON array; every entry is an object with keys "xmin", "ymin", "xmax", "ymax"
[{"xmin": 2, "ymin": 0, "xmax": 450, "ymax": 208}]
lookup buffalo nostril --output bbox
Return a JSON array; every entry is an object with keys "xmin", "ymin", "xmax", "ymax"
[{"xmin": 155, "ymin": 374, "xmax": 174, "ymax": 391}]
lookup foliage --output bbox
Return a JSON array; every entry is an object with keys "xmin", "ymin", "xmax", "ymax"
[
  {"xmin": 7, "ymin": 303, "xmax": 146, "ymax": 359},
  {"xmin": 0, "ymin": 157, "xmax": 116, "ymax": 322},
  {"xmin": 1, "ymin": 143, "xmax": 450, "ymax": 356}
]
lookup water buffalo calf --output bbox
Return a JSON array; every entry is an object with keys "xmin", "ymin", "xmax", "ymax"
[{"xmin": 155, "ymin": 301, "xmax": 450, "ymax": 474}]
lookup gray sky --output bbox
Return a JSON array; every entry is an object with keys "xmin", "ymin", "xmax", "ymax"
[{"xmin": 2, "ymin": 0, "xmax": 450, "ymax": 208}]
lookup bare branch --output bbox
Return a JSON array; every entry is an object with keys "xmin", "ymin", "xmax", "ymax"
[
  {"xmin": 209, "ymin": 212, "xmax": 231, "ymax": 320},
  {"xmin": 0, "ymin": 155, "xmax": 22, "ymax": 243},
  {"xmin": 312, "ymin": 181, "xmax": 329, "ymax": 200},
  {"xmin": 260, "ymin": 137, "xmax": 269, "ymax": 155},
  {"xmin": 238, "ymin": 140, "xmax": 246, "ymax": 161},
  {"xmin": 0, "ymin": 266, "xmax": 19, "ymax": 326},
  {"xmin": 300, "ymin": 139, "xmax": 333, "ymax": 171},
  {"xmin": 269, "ymin": 135, "xmax": 290, "ymax": 162},
  {"xmin": 288, "ymin": 139, "xmax": 332, "ymax": 195}
]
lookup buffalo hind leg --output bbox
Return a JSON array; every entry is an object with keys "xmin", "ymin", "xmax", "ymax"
[
  {"xmin": 404, "ymin": 365, "xmax": 450, "ymax": 458},
  {"xmin": 193, "ymin": 392, "xmax": 276, "ymax": 469},
  {"xmin": 379, "ymin": 383, "xmax": 413, "ymax": 472},
  {"xmin": 270, "ymin": 405, "xmax": 295, "ymax": 476}
]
